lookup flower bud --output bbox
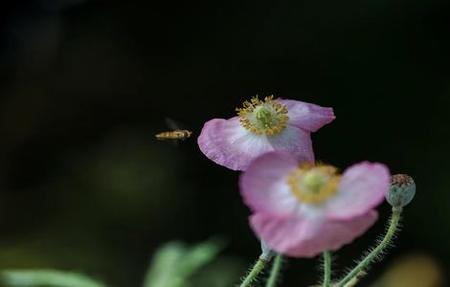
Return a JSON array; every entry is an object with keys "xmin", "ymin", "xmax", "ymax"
[{"xmin": 386, "ymin": 174, "xmax": 416, "ymax": 208}]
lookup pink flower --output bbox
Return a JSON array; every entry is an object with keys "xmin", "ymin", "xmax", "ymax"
[
  {"xmin": 240, "ymin": 151, "xmax": 390, "ymax": 257},
  {"xmin": 198, "ymin": 96, "xmax": 335, "ymax": 171}
]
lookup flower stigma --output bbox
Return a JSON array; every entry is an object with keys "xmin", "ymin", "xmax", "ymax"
[
  {"xmin": 236, "ymin": 96, "xmax": 289, "ymax": 136},
  {"xmin": 287, "ymin": 164, "xmax": 341, "ymax": 204}
]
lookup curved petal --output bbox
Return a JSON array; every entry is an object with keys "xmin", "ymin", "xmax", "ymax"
[
  {"xmin": 240, "ymin": 152, "xmax": 303, "ymax": 217},
  {"xmin": 198, "ymin": 117, "xmax": 314, "ymax": 171},
  {"xmin": 198, "ymin": 117, "xmax": 272, "ymax": 170},
  {"xmin": 324, "ymin": 162, "xmax": 390, "ymax": 220},
  {"xmin": 279, "ymin": 99, "xmax": 335, "ymax": 132},
  {"xmin": 250, "ymin": 210, "xmax": 378, "ymax": 258}
]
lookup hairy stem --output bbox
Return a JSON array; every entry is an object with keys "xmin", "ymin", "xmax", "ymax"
[
  {"xmin": 337, "ymin": 207, "xmax": 402, "ymax": 287},
  {"xmin": 342, "ymin": 271, "xmax": 367, "ymax": 287},
  {"xmin": 240, "ymin": 258, "xmax": 268, "ymax": 287},
  {"xmin": 323, "ymin": 251, "xmax": 332, "ymax": 287},
  {"xmin": 266, "ymin": 255, "xmax": 283, "ymax": 287}
]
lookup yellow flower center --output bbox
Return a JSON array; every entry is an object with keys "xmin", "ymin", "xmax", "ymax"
[
  {"xmin": 236, "ymin": 96, "xmax": 289, "ymax": 136},
  {"xmin": 287, "ymin": 164, "xmax": 341, "ymax": 204}
]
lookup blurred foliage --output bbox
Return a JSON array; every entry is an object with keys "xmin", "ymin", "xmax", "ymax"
[
  {"xmin": 1, "ymin": 270, "xmax": 106, "ymax": 287},
  {"xmin": 188, "ymin": 256, "xmax": 245, "ymax": 287},
  {"xmin": 143, "ymin": 239, "xmax": 225, "ymax": 287},
  {"xmin": 0, "ymin": 238, "xmax": 244, "ymax": 287}
]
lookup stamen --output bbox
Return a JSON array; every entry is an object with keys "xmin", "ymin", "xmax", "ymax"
[
  {"xmin": 236, "ymin": 95, "xmax": 289, "ymax": 136},
  {"xmin": 287, "ymin": 164, "xmax": 340, "ymax": 204}
]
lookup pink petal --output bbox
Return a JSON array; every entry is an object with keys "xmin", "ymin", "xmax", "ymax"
[
  {"xmin": 240, "ymin": 152, "xmax": 305, "ymax": 217},
  {"xmin": 198, "ymin": 117, "xmax": 315, "ymax": 171},
  {"xmin": 250, "ymin": 210, "xmax": 378, "ymax": 258},
  {"xmin": 279, "ymin": 99, "xmax": 335, "ymax": 132},
  {"xmin": 324, "ymin": 162, "xmax": 390, "ymax": 220},
  {"xmin": 268, "ymin": 126, "xmax": 315, "ymax": 164}
]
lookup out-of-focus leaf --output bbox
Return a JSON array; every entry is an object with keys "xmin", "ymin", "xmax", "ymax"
[
  {"xmin": 142, "ymin": 242, "xmax": 186, "ymax": 287},
  {"xmin": 0, "ymin": 269, "xmax": 106, "ymax": 287},
  {"xmin": 142, "ymin": 238, "xmax": 225, "ymax": 287},
  {"xmin": 189, "ymin": 256, "xmax": 246, "ymax": 287},
  {"xmin": 176, "ymin": 239, "xmax": 225, "ymax": 278}
]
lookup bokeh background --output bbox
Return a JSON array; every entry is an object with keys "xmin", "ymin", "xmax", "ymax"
[{"xmin": 1, "ymin": 0, "xmax": 449, "ymax": 286}]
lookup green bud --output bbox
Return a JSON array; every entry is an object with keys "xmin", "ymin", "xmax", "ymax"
[{"xmin": 386, "ymin": 174, "xmax": 416, "ymax": 208}]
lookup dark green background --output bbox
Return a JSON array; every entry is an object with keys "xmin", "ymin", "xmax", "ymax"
[{"xmin": 1, "ymin": 0, "xmax": 449, "ymax": 286}]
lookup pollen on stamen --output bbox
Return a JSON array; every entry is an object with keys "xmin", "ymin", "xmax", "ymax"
[{"xmin": 236, "ymin": 95, "xmax": 289, "ymax": 136}]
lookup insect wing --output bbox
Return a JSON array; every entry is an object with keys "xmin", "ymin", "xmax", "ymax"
[{"xmin": 165, "ymin": 117, "xmax": 182, "ymax": 131}]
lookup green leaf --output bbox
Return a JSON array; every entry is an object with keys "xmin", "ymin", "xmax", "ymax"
[
  {"xmin": 142, "ymin": 238, "xmax": 225, "ymax": 287},
  {"xmin": 1, "ymin": 269, "xmax": 106, "ymax": 287},
  {"xmin": 189, "ymin": 256, "xmax": 246, "ymax": 287},
  {"xmin": 142, "ymin": 242, "xmax": 186, "ymax": 287}
]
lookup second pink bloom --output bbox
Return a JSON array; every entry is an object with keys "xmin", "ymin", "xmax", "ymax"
[{"xmin": 240, "ymin": 152, "xmax": 390, "ymax": 257}]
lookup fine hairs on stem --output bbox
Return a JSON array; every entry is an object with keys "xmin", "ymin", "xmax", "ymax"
[
  {"xmin": 337, "ymin": 207, "xmax": 402, "ymax": 287},
  {"xmin": 322, "ymin": 251, "xmax": 332, "ymax": 287},
  {"xmin": 266, "ymin": 255, "xmax": 283, "ymax": 287},
  {"xmin": 341, "ymin": 271, "xmax": 367, "ymax": 287},
  {"xmin": 239, "ymin": 258, "xmax": 268, "ymax": 287}
]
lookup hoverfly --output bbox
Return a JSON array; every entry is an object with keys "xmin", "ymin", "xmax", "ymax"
[{"xmin": 155, "ymin": 118, "xmax": 193, "ymax": 142}]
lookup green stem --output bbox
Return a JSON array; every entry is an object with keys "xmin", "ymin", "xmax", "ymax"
[
  {"xmin": 342, "ymin": 271, "xmax": 367, "ymax": 287},
  {"xmin": 240, "ymin": 258, "xmax": 268, "ymax": 287},
  {"xmin": 337, "ymin": 207, "xmax": 402, "ymax": 287},
  {"xmin": 265, "ymin": 255, "xmax": 283, "ymax": 287},
  {"xmin": 323, "ymin": 251, "xmax": 332, "ymax": 287}
]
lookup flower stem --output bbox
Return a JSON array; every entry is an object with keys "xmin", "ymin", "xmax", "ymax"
[
  {"xmin": 342, "ymin": 271, "xmax": 367, "ymax": 287},
  {"xmin": 265, "ymin": 255, "xmax": 283, "ymax": 287},
  {"xmin": 323, "ymin": 251, "xmax": 332, "ymax": 287},
  {"xmin": 337, "ymin": 207, "xmax": 402, "ymax": 287},
  {"xmin": 240, "ymin": 258, "xmax": 268, "ymax": 287}
]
